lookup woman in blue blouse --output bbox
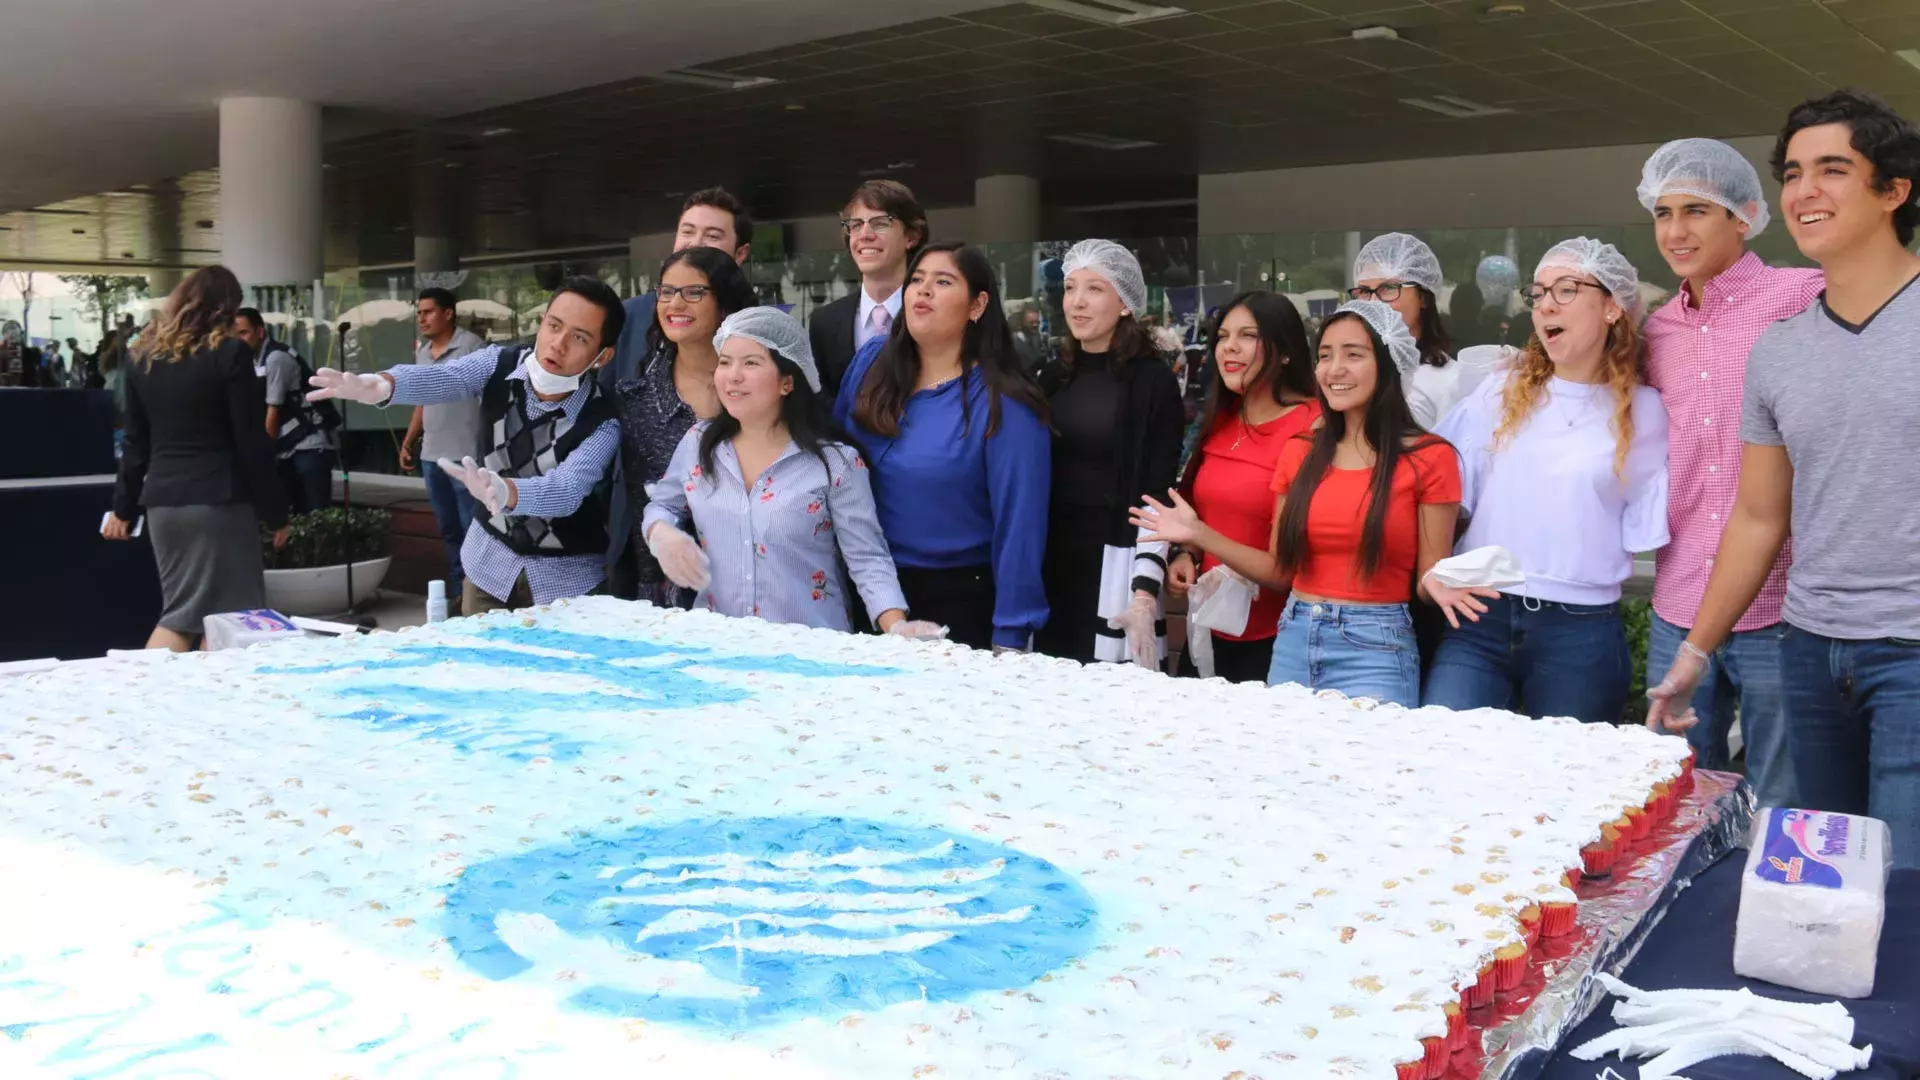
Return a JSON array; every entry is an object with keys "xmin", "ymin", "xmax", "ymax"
[
  {"xmin": 832, "ymin": 242, "xmax": 1052, "ymax": 652},
  {"xmin": 643, "ymin": 308, "xmax": 941, "ymax": 638}
]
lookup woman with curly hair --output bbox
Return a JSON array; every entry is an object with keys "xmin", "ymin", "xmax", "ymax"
[
  {"xmin": 1425, "ymin": 238, "xmax": 1670, "ymax": 724},
  {"xmin": 102, "ymin": 265, "xmax": 289, "ymax": 651}
]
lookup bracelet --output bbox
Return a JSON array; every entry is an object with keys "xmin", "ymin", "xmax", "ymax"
[{"xmin": 1678, "ymin": 640, "xmax": 1711, "ymax": 663}]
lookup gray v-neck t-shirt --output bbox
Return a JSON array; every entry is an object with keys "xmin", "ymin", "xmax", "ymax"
[{"xmin": 1741, "ymin": 272, "xmax": 1920, "ymax": 640}]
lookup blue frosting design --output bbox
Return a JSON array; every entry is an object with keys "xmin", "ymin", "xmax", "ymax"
[
  {"xmin": 441, "ymin": 817, "xmax": 1098, "ymax": 1028},
  {"xmin": 257, "ymin": 626, "xmax": 902, "ymax": 762}
]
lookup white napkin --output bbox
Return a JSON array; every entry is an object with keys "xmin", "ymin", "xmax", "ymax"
[
  {"xmin": 1184, "ymin": 565, "xmax": 1254, "ymax": 679},
  {"xmin": 1570, "ymin": 973, "xmax": 1871, "ymax": 1080},
  {"xmin": 1427, "ymin": 545, "xmax": 1526, "ymax": 590}
]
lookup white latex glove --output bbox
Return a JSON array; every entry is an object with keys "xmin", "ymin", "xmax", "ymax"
[
  {"xmin": 885, "ymin": 620, "xmax": 949, "ymax": 641},
  {"xmin": 1427, "ymin": 545, "xmax": 1525, "ymax": 589},
  {"xmin": 306, "ymin": 367, "xmax": 392, "ymax": 405},
  {"xmin": 437, "ymin": 456, "xmax": 512, "ymax": 517},
  {"xmin": 646, "ymin": 523, "xmax": 710, "ymax": 591},
  {"xmin": 1107, "ymin": 593, "xmax": 1159, "ymax": 670},
  {"xmin": 1646, "ymin": 641, "xmax": 1708, "ymax": 734}
]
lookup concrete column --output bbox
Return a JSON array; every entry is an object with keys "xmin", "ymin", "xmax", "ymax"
[
  {"xmin": 218, "ymin": 97, "xmax": 322, "ymax": 290},
  {"xmin": 414, "ymin": 236, "xmax": 457, "ymax": 274},
  {"xmin": 973, "ymin": 175, "xmax": 1041, "ymax": 245}
]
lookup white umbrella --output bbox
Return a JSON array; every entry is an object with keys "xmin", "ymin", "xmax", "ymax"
[
  {"xmin": 334, "ymin": 298, "xmax": 416, "ymax": 326},
  {"xmin": 456, "ymin": 299, "xmax": 514, "ymax": 320}
]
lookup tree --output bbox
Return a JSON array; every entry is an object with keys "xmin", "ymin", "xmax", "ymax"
[{"xmin": 57, "ymin": 274, "xmax": 149, "ymax": 337}]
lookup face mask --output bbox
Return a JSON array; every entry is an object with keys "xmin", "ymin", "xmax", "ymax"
[{"xmin": 523, "ymin": 352, "xmax": 583, "ymax": 396}]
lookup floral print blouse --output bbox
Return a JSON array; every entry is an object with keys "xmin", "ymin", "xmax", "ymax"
[
  {"xmin": 641, "ymin": 423, "xmax": 909, "ymax": 632},
  {"xmin": 615, "ymin": 339, "xmax": 698, "ymax": 608}
]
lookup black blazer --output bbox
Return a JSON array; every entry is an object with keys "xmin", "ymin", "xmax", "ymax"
[
  {"xmin": 808, "ymin": 294, "xmax": 859, "ymax": 399},
  {"xmin": 112, "ymin": 336, "xmax": 288, "ymax": 528}
]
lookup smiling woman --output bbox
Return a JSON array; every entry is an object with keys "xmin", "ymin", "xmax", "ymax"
[{"xmin": 613, "ymin": 246, "xmax": 756, "ymax": 608}]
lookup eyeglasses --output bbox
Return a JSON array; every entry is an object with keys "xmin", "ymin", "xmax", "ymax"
[
  {"xmin": 840, "ymin": 214, "xmax": 897, "ymax": 237},
  {"xmin": 657, "ymin": 284, "xmax": 711, "ymax": 302},
  {"xmin": 1522, "ymin": 277, "xmax": 1611, "ymax": 308},
  {"xmin": 1346, "ymin": 282, "xmax": 1412, "ymax": 303}
]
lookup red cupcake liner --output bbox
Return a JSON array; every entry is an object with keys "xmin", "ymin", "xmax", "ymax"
[
  {"xmin": 1396, "ymin": 1059, "xmax": 1424, "ymax": 1080},
  {"xmin": 1494, "ymin": 946, "xmax": 1529, "ymax": 992},
  {"xmin": 1422, "ymin": 1036, "xmax": 1447, "ymax": 1078},
  {"xmin": 1625, "ymin": 807, "xmax": 1650, "ymax": 842},
  {"xmin": 1445, "ymin": 1001, "xmax": 1468, "ymax": 1051},
  {"xmin": 1464, "ymin": 966, "xmax": 1496, "ymax": 1009},
  {"xmin": 1565, "ymin": 867, "xmax": 1585, "ymax": 891},
  {"xmin": 1581, "ymin": 840, "xmax": 1616, "ymax": 876},
  {"xmin": 1541, "ymin": 900, "xmax": 1577, "ymax": 938},
  {"xmin": 1520, "ymin": 912, "xmax": 1541, "ymax": 949}
]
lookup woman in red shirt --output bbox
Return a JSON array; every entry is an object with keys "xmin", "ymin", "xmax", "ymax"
[
  {"xmin": 1136, "ymin": 301, "xmax": 1487, "ymax": 705},
  {"xmin": 1165, "ymin": 291, "xmax": 1319, "ymax": 682}
]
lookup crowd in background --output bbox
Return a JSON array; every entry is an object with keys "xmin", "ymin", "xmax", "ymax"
[{"xmin": 101, "ymin": 87, "xmax": 1920, "ymax": 868}]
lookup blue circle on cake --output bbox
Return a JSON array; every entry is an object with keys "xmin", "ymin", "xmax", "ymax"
[{"xmin": 443, "ymin": 817, "xmax": 1097, "ymax": 1027}]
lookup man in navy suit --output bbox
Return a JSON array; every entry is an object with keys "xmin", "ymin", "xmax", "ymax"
[{"xmin": 807, "ymin": 179, "xmax": 927, "ymax": 398}]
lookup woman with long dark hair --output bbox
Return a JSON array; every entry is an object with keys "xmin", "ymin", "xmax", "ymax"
[
  {"xmin": 102, "ymin": 266, "xmax": 288, "ymax": 651},
  {"xmin": 642, "ymin": 308, "xmax": 939, "ymax": 637},
  {"xmin": 833, "ymin": 241, "xmax": 1051, "ymax": 651},
  {"xmin": 1032, "ymin": 239, "xmax": 1184, "ymax": 667},
  {"xmin": 1134, "ymin": 301, "xmax": 1480, "ymax": 705},
  {"xmin": 614, "ymin": 245, "xmax": 756, "ymax": 606},
  {"xmin": 1426, "ymin": 239, "xmax": 1669, "ymax": 724},
  {"xmin": 1161, "ymin": 290, "xmax": 1320, "ymax": 682},
  {"xmin": 1348, "ymin": 233, "xmax": 1501, "ymax": 428}
]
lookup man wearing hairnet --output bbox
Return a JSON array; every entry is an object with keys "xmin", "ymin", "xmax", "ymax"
[{"xmin": 1636, "ymin": 138, "xmax": 1823, "ymax": 810}]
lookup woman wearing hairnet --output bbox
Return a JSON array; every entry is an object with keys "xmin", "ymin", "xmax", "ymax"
[
  {"xmin": 1034, "ymin": 239, "xmax": 1185, "ymax": 667},
  {"xmin": 642, "ymin": 307, "xmax": 942, "ymax": 638},
  {"xmin": 1426, "ymin": 239, "xmax": 1670, "ymax": 724},
  {"xmin": 1348, "ymin": 233, "xmax": 1499, "ymax": 428},
  {"xmin": 834, "ymin": 242, "xmax": 1053, "ymax": 652},
  {"xmin": 1133, "ymin": 301, "xmax": 1476, "ymax": 706}
]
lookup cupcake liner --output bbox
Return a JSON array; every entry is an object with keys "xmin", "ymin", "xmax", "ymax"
[
  {"xmin": 1624, "ymin": 805, "xmax": 1650, "ymax": 841},
  {"xmin": 1493, "ymin": 945, "xmax": 1529, "ymax": 992},
  {"xmin": 1565, "ymin": 868, "xmax": 1584, "ymax": 891},
  {"xmin": 1464, "ymin": 964, "xmax": 1496, "ymax": 1009},
  {"xmin": 1396, "ymin": 1060, "xmax": 1424, "ymax": 1080},
  {"xmin": 1541, "ymin": 900, "xmax": 1577, "ymax": 938},
  {"xmin": 1581, "ymin": 839, "xmax": 1615, "ymax": 876},
  {"xmin": 1445, "ymin": 1000, "xmax": 1467, "ymax": 1051},
  {"xmin": 1422, "ymin": 1035, "xmax": 1447, "ymax": 1078},
  {"xmin": 1519, "ymin": 906, "xmax": 1541, "ymax": 949}
]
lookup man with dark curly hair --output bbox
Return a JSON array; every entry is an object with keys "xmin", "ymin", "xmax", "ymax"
[{"xmin": 1648, "ymin": 89, "xmax": 1920, "ymax": 867}]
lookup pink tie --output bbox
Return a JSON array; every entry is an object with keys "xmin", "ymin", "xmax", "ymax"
[{"xmin": 869, "ymin": 305, "xmax": 892, "ymax": 340}]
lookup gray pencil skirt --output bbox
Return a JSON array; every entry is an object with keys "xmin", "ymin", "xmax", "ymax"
[{"xmin": 148, "ymin": 503, "xmax": 266, "ymax": 635}]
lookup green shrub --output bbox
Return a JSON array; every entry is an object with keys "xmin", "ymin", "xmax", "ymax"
[
  {"xmin": 1622, "ymin": 596, "xmax": 1652, "ymax": 724},
  {"xmin": 262, "ymin": 507, "xmax": 391, "ymax": 570}
]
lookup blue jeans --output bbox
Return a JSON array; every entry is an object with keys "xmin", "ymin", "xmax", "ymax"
[
  {"xmin": 1780, "ymin": 625, "xmax": 1920, "ymax": 869},
  {"xmin": 1424, "ymin": 594, "xmax": 1630, "ymax": 724},
  {"xmin": 421, "ymin": 458, "xmax": 476, "ymax": 591},
  {"xmin": 1267, "ymin": 598, "xmax": 1420, "ymax": 707},
  {"xmin": 1647, "ymin": 614, "xmax": 1795, "ymax": 808}
]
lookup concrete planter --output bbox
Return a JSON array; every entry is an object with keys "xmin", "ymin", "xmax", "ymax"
[{"xmin": 262, "ymin": 556, "xmax": 392, "ymax": 617}]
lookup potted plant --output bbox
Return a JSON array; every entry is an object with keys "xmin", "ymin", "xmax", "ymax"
[{"xmin": 260, "ymin": 506, "xmax": 393, "ymax": 616}]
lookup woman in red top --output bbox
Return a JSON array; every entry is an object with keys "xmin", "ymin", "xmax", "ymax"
[
  {"xmin": 1136, "ymin": 300, "xmax": 1488, "ymax": 705},
  {"xmin": 1165, "ymin": 291, "xmax": 1319, "ymax": 682}
]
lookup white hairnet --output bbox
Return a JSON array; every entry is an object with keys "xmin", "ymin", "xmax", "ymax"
[
  {"xmin": 1475, "ymin": 255, "xmax": 1519, "ymax": 304},
  {"xmin": 1536, "ymin": 238, "xmax": 1644, "ymax": 322},
  {"xmin": 1636, "ymin": 138, "xmax": 1771, "ymax": 237},
  {"xmin": 1062, "ymin": 238, "xmax": 1148, "ymax": 316},
  {"xmin": 1352, "ymin": 232, "xmax": 1443, "ymax": 294},
  {"xmin": 713, "ymin": 306, "xmax": 820, "ymax": 393},
  {"xmin": 1329, "ymin": 299, "xmax": 1421, "ymax": 385}
]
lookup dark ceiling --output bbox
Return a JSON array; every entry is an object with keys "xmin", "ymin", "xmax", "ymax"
[{"xmin": 6, "ymin": 0, "xmax": 1919, "ymax": 271}]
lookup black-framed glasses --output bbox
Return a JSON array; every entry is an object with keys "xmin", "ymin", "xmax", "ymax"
[
  {"xmin": 1347, "ymin": 282, "xmax": 1411, "ymax": 303},
  {"xmin": 840, "ymin": 213, "xmax": 897, "ymax": 236},
  {"xmin": 1523, "ymin": 277, "xmax": 1610, "ymax": 308},
  {"xmin": 657, "ymin": 284, "xmax": 711, "ymax": 302}
]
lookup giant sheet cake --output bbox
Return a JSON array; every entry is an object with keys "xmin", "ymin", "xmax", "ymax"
[{"xmin": 0, "ymin": 598, "xmax": 1689, "ymax": 1078}]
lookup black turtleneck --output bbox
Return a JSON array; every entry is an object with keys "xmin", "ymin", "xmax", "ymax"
[{"xmin": 1050, "ymin": 351, "xmax": 1122, "ymax": 507}]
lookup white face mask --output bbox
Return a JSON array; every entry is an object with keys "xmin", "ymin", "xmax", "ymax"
[{"xmin": 523, "ymin": 352, "xmax": 583, "ymax": 396}]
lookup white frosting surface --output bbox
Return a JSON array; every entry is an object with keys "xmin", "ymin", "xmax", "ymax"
[{"xmin": 0, "ymin": 598, "xmax": 1689, "ymax": 1078}]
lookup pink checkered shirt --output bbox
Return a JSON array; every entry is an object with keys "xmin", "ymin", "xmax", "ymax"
[{"xmin": 1644, "ymin": 252, "xmax": 1823, "ymax": 632}]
